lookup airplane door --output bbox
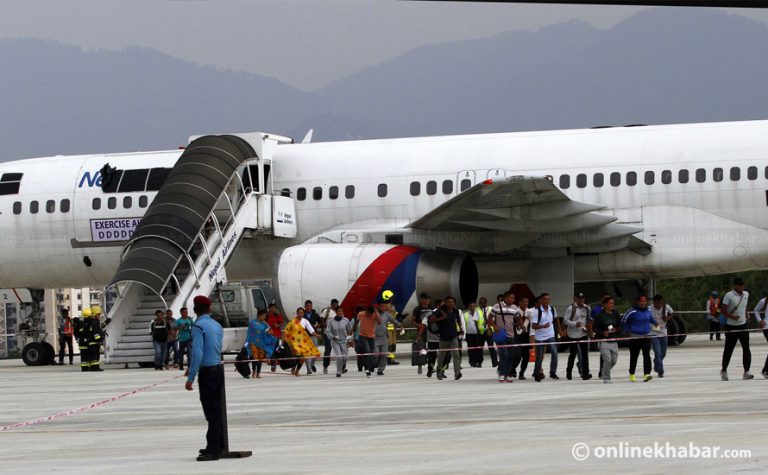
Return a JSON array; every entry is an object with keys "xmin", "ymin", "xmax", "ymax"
[
  {"xmin": 457, "ymin": 170, "xmax": 476, "ymax": 193},
  {"xmin": 486, "ymin": 168, "xmax": 506, "ymax": 180}
]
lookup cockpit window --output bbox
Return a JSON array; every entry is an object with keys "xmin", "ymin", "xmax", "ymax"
[{"xmin": 0, "ymin": 173, "xmax": 23, "ymax": 195}]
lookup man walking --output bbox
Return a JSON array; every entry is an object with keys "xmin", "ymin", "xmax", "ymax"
[
  {"xmin": 185, "ymin": 295, "xmax": 225, "ymax": 461},
  {"xmin": 592, "ymin": 296, "xmax": 621, "ymax": 383},
  {"xmin": 532, "ymin": 293, "xmax": 562, "ymax": 382},
  {"xmin": 373, "ymin": 301, "xmax": 402, "ymax": 375},
  {"xmin": 165, "ymin": 309, "xmax": 178, "ymax": 369},
  {"xmin": 650, "ymin": 295, "xmax": 673, "ymax": 378},
  {"xmin": 491, "ymin": 292, "xmax": 519, "ymax": 383},
  {"xmin": 462, "ymin": 301, "xmax": 487, "ymax": 368},
  {"xmin": 562, "ymin": 292, "xmax": 592, "ymax": 380},
  {"xmin": 706, "ymin": 291, "xmax": 722, "ymax": 341},
  {"xmin": 721, "ymin": 277, "xmax": 753, "ymax": 380},
  {"xmin": 754, "ymin": 293, "xmax": 768, "ymax": 378},
  {"xmin": 429, "ymin": 296, "xmax": 463, "ymax": 381},
  {"xmin": 176, "ymin": 307, "xmax": 193, "ymax": 371},
  {"xmin": 622, "ymin": 295, "xmax": 654, "ymax": 382},
  {"xmin": 478, "ymin": 297, "xmax": 498, "ymax": 367},
  {"xmin": 151, "ymin": 310, "xmax": 169, "ymax": 371},
  {"xmin": 57, "ymin": 309, "xmax": 75, "ymax": 365},
  {"xmin": 351, "ymin": 306, "xmax": 380, "ymax": 377},
  {"xmin": 325, "ymin": 306, "xmax": 352, "ymax": 377},
  {"xmin": 320, "ymin": 299, "xmax": 340, "ymax": 374}
]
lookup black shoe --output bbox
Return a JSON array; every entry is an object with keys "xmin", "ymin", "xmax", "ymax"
[
  {"xmin": 455, "ymin": 373, "xmax": 462, "ymax": 380},
  {"xmin": 57, "ymin": 362, "xmax": 64, "ymax": 365},
  {"xmin": 377, "ymin": 371, "xmax": 384, "ymax": 376},
  {"xmin": 510, "ymin": 371, "xmax": 517, "ymax": 378},
  {"xmin": 535, "ymin": 373, "xmax": 545, "ymax": 382},
  {"xmin": 657, "ymin": 373, "xmax": 664, "ymax": 378},
  {"xmin": 390, "ymin": 360, "xmax": 400, "ymax": 365},
  {"xmin": 271, "ymin": 365, "xmax": 276, "ymax": 372},
  {"xmin": 343, "ymin": 368, "xmax": 348, "ymax": 374},
  {"xmin": 336, "ymin": 374, "xmax": 341, "ymax": 378},
  {"xmin": 550, "ymin": 374, "xmax": 559, "ymax": 380},
  {"xmin": 436, "ymin": 372, "xmax": 445, "ymax": 380},
  {"xmin": 492, "ymin": 362, "xmax": 498, "ymax": 368},
  {"xmin": 582, "ymin": 374, "xmax": 593, "ymax": 381},
  {"xmin": 518, "ymin": 374, "xmax": 526, "ymax": 381},
  {"xmin": 197, "ymin": 453, "xmax": 219, "ymax": 461},
  {"xmin": 427, "ymin": 367, "xmax": 433, "ymax": 378},
  {"xmin": 366, "ymin": 371, "xmax": 371, "ymax": 378},
  {"xmin": 566, "ymin": 371, "xmax": 572, "ymax": 381},
  {"xmin": 312, "ymin": 365, "xmax": 317, "ymax": 372}
]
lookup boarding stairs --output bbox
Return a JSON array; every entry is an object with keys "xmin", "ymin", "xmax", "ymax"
[{"xmin": 104, "ymin": 133, "xmax": 296, "ymax": 365}]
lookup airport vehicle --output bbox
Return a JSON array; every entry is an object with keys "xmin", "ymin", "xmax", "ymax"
[{"xmin": 1, "ymin": 120, "xmax": 767, "ymax": 364}]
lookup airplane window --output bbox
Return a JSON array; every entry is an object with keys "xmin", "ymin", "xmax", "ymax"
[
  {"xmin": 661, "ymin": 170, "xmax": 672, "ymax": 185},
  {"xmin": 593, "ymin": 173, "xmax": 604, "ymax": 187},
  {"xmin": 108, "ymin": 197, "xmax": 117, "ymax": 209},
  {"xmin": 378, "ymin": 183, "xmax": 388, "ymax": 198},
  {"xmin": 713, "ymin": 167, "xmax": 723, "ymax": 182},
  {"xmin": 626, "ymin": 171, "xmax": 637, "ymax": 186},
  {"xmin": 410, "ymin": 181, "xmax": 421, "ymax": 196},
  {"xmin": 329, "ymin": 186, "xmax": 339, "ymax": 200},
  {"xmin": 345, "ymin": 185, "xmax": 355, "ymax": 199},
  {"xmin": 576, "ymin": 174, "xmax": 587, "ymax": 188},
  {"xmin": 442, "ymin": 180, "xmax": 453, "ymax": 194},
  {"xmin": 12, "ymin": 201, "xmax": 21, "ymax": 215},
  {"xmin": 747, "ymin": 166, "xmax": 757, "ymax": 180},
  {"xmin": 460, "ymin": 179, "xmax": 472, "ymax": 192},
  {"xmin": 559, "ymin": 175, "xmax": 570, "ymax": 189},
  {"xmin": 0, "ymin": 173, "xmax": 23, "ymax": 195},
  {"xmin": 146, "ymin": 168, "xmax": 172, "ymax": 191},
  {"xmin": 46, "ymin": 200, "xmax": 55, "ymax": 213},
  {"xmin": 312, "ymin": 187, "xmax": 322, "ymax": 200},
  {"xmin": 92, "ymin": 198, "xmax": 101, "ymax": 210},
  {"xmin": 297, "ymin": 187, "xmax": 306, "ymax": 201},
  {"xmin": 696, "ymin": 168, "xmax": 706, "ymax": 183},
  {"xmin": 678, "ymin": 169, "xmax": 689, "ymax": 184},
  {"xmin": 644, "ymin": 171, "xmax": 655, "ymax": 185},
  {"xmin": 118, "ymin": 169, "xmax": 149, "ymax": 192},
  {"xmin": 138, "ymin": 196, "xmax": 148, "ymax": 208},
  {"xmin": 123, "ymin": 196, "xmax": 132, "ymax": 208},
  {"xmin": 610, "ymin": 172, "xmax": 621, "ymax": 186},
  {"xmin": 426, "ymin": 181, "xmax": 437, "ymax": 195},
  {"xmin": 730, "ymin": 167, "xmax": 740, "ymax": 181},
  {"xmin": 30, "ymin": 200, "xmax": 39, "ymax": 214},
  {"xmin": 60, "ymin": 199, "xmax": 70, "ymax": 213}
]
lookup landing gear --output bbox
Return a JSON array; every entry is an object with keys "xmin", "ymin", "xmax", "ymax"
[{"xmin": 21, "ymin": 341, "xmax": 54, "ymax": 366}]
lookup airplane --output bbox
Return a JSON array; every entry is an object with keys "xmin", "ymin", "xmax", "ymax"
[{"xmin": 1, "ymin": 119, "xmax": 767, "ymax": 363}]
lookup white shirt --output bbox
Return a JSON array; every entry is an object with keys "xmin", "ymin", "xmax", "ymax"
[
  {"xmin": 563, "ymin": 303, "xmax": 590, "ymax": 339},
  {"xmin": 753, "ymin": 297, "xmax": 767, "ymax": 322},
  {"xmin": 300, "ymin": 317, "xmax": 316, "ymax": 335},
  {"xmin": 492, "ymin": 301, "xmax": 519, "ymax": 335},
  {"xmin": 462, "ymin": 309, "xmax": 481, "ymax": 335},
  {"xmin": 531, "ymin": 305, "xmax": 556, "ymax": 341},
  {"xmin": 722, "ymin": 290, "xmax": 749, "ymax": 326},
  {"xmin": 650, "ymin": 304, "xmax": 673, "ymax": 336}
]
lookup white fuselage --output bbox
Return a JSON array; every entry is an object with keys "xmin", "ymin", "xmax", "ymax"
[{"xmin": 1, "ymin": 120, "xmax": 768, "ymax": 289}]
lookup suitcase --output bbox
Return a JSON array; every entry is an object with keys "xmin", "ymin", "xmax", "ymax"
[
  {"xmin": 235, "ymin": 347, "xmax": 251, "ymax": 378},
  {"xmin": 274, "ymin": 345, "xmax": 297, "ymax": 370}
]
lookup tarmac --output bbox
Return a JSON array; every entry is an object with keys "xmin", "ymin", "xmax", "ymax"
[{"xmin": 0, "ymin": 333, "xmax": 767, "ymax": 474}]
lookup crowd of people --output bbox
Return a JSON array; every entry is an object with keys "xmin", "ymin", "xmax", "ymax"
[{"xmin": 216, "ymin": 276, "xmax": 768, "ymax": 384}]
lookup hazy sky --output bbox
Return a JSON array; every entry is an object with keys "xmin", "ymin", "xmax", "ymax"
[{"xmin": 1, "ymin": 1, "xmax": 766, "ymax": 90}]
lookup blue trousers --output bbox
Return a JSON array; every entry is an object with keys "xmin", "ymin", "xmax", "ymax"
[{"xmin": 650, "ymin": 335, "xmax": 667, "ymax": 375}]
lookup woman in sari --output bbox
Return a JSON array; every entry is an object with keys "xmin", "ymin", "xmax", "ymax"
[
  {"xmin": 283, "ymin": 308, "xmax": 321, "ymax": 376},
  {"xmin": 245, "ymin": 309, "xmax": 278, "ymax": 379}
]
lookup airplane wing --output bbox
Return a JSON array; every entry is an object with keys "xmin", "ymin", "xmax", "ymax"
[{"xmin": 408, "ymin": 176, "xmax": 650, "ymax": 254}]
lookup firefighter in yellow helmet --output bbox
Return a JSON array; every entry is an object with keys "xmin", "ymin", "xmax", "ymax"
[
  {"xmin": 380, "ymin": 290, "xmax": 405, "ymax": 365},
  {"xmin": 77, "ymin": 308, "xmax": 95, "ymax": 371},
  {"xmin": 80, "ymin": 306, "xmax": 105, "ymax": 371}
]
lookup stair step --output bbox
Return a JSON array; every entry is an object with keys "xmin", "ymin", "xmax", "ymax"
[
  {"xmin": 119, "ymin": 335, "xmax": 152, "ymax": 343},
  {"xmin": 115, "ymin": 341, "xmax": 153, "ymax": 350},
  {"xmin": 109, "ymin": 348, "xmax": 154, "ymax": 357},
  {"xmin": 124, "ymin": 328, "xmax": 152, "ymax": 337}
]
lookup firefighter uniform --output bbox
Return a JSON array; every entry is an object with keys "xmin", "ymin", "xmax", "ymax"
[
  {"xmin": 386, "ymin": 321, "xmax": 398, "ymax": 364},
  {"xmin": 76, "ymin": 308, "xmax": 91, "ymax": 371},
  {"xmin": 90, "ymin": 306, "xmax": 108, "ymax": 371},
  {"xmin": 80, "ymin": 308, "xmax": 104, "ymax": 371}
]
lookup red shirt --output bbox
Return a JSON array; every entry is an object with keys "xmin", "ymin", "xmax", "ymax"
[{"xmin": 266, "ymin": 312, "xmax": 284, "ymax": 338}]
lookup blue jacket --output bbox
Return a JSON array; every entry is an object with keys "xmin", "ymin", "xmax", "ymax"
[
  {"xmin": 187, "ymin": 314, "xmax": 223, "ymax": 383},
  {"xmin": 621, "ymin": 307, "xmax": 654, "ymax": 335}
]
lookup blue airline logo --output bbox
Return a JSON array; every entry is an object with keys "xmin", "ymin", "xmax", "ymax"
[{"xmin": 78, "ymin": 171, "xmax": 103, "ymax": 188}]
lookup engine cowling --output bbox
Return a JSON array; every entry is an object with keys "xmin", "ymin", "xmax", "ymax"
[{"xmin": 276, "ymin": 243, "xmax": 478, "ymax": 316}]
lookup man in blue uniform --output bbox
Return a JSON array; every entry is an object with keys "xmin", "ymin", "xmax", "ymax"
[{"xmin": 185, "ymin": 295, "xmax": 225, "ymax": 461}]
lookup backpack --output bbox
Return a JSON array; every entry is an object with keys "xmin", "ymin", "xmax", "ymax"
[{"xmin": 426, "ymin": 309, "xmax": 441, "ymax": 335}]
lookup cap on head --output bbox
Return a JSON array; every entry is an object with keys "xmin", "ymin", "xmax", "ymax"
[
  {"xmin": 575, "ymin": 292, "xmax": 585, "ymax": 299},
  {"xmin": 193, "ymin": 295, "xmax": 212, "ymax": 307}
]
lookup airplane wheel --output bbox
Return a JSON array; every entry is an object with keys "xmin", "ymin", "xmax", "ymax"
[
  {"xmin": 22, "ymin": 342, "xmax": 48, "ymax": 366},
  {"xmin": 669, "ymin": 316, "xmax": 687, "ymax": 346},
  {"xmin": 42, "ymin": 342, "xmax": 56, "ymax": 365}
]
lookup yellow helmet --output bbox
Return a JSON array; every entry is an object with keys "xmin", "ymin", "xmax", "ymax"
[
  {"xmin": 81, "ymin": 308, "xmax": 92, "ymax": 318},
  {"xmin": 381, "ymin": 290, "xmax": 394, "ymax": 302},
  {"xmin": 91, "ymin": 306, "xmax": 103, "ymax": 316}
]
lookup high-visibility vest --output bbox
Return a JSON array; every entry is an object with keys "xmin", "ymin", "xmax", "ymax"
[
  {"xmin": 463, "ymin": 308, "xmax": 485, "ymax": 334},
  {"xmin": 63, "ymin": 319, "xmax": 74, "ymax": 337}
]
